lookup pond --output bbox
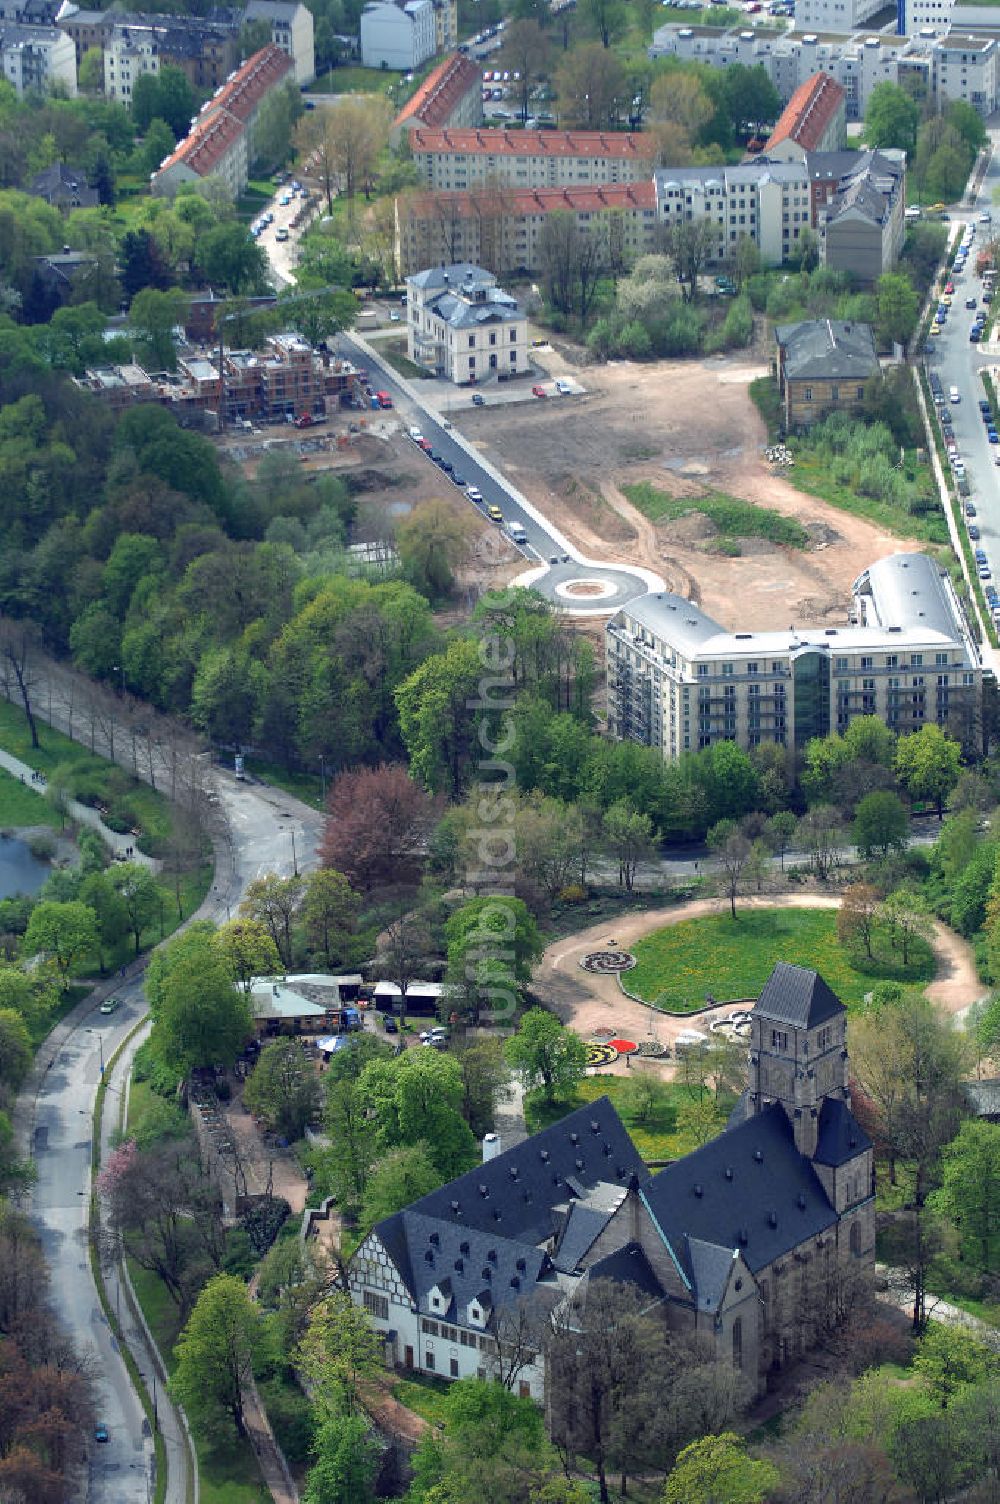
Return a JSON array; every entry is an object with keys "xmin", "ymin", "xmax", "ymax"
[{"xmin": 0, "ymin": 835, "xmax": 49, "ymax": 899}]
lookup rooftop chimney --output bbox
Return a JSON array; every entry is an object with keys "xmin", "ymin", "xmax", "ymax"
[{"xmin": 482, "ymin": 1133, "xmax": 500, "ymax": 1162}]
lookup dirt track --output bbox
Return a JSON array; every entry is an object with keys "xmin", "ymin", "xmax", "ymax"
[
  {"xmin": 533, "ymin": 895, "xmax": 984, "ymax": 1082},
  {"xmin": 454, "ymin": 354, "xmax": 924, "ymax": 631}
]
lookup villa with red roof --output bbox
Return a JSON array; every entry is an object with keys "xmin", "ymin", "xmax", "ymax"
[
  {"xmin": 390, "ymin": 51, "xmax": 482, "ymax": 146},
  {"xmin": 761, "ymin": 72, "xmax": 847, "ymax": 162}
]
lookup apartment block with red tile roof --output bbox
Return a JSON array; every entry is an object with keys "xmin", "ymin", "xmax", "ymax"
[
  {"xmin": 151, "ymin": 44, "xmax": 293, "ymax": 198},
  {"xmin": 394, "ymin": 180, "xmax": 658, "ymax": 276},
  {"xmin": 390, "ymin": 51, "xmax": 482, "ymax": 145},
  {"xmin": 762, "ymin": 72, "xmax": 846, "ymax": 162},
  {"xmin": 408, "ymin": 126, "xmax": 658, "ymax": 190}
]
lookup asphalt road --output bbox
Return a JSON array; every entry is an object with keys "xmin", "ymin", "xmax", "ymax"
[
  {"xmin": 335, "ymin": 329, "xmax": 657, "ymax": 612},
  {"xmin": 925, "ymin": 140, "xmax": 999, "ymax": 577},
  {"xmin": 16, "ymin": 664, "xmax": 323, "ymax": 1503}
]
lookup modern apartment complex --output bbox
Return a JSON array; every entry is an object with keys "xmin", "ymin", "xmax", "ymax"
[
  {"xmin": 650, "ymin": 20, "xmax": 1000, "ymax": 117},
  {"xmin": 151, "ymin": 43, "xmax": 293, "ymax": 198},
  {"xmin": 405, "ymin": 262, "xmax": 528, "ymax": 384},
  {"xmin": 394, "ymin": 181, "xmax": 658, "ymax": 277},
  {"xmin": 407, "ymin": 126, "xmax": 659, "ymax": 191},
  {"xmin": 606, "ymin": 554, "xmax": 981, "ymax": 760}
]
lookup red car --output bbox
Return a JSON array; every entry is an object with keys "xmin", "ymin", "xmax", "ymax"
[
  {"xmin": 294, "ymin": 413, "xmax": 313, "ymax": 428},
  {"xmin": 945, "ymin": 282, "xmax": 954, "ymax": 294},
  {"xmin": 418, "ymin": 438, "xmax": 433, "ymax": 451},
  {"xmin": 531, "ymin": 385, "xmax": 547, "ymax": 398}
]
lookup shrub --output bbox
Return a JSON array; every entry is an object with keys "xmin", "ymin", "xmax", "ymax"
[
  {"xmin": 132, "ymin": 1037, "xmax": 184, "ymax": 1098},
  {"xmin": 27, "ymin": 833, "xmax": 56, "ymax": 861},
  {"xmin": 557, "ymin": 883, "xmax": 588, "ymax": 904}
]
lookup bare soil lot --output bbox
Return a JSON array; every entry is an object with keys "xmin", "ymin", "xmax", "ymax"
[{"xmin": 455, "ymin": 355, "xmax": 925, "ymax": 630}]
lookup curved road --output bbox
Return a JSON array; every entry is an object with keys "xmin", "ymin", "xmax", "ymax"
[{"xmin": 13, "ymin": 668, "xmax": 323, "ymax": 1503}]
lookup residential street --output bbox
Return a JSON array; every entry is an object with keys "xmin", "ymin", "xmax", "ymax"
[{"xmin": 10, "ymin": 660, "xmax": 323, "ymax": 1503}]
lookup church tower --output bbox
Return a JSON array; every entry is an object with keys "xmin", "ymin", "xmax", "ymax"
[{"xmin": 746, "ymin": 962, "xmax": 849, "ymax": 1158}]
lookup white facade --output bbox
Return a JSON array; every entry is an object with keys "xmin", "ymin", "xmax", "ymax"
[
  {"xmin": 655, "ymin": 162, "xmax": 810, "ymax": 266},
  {"xmin": 103, "ymin": 21, "xmax": 156, "ymax": 104},
  {"xmin": 796, "ymin": 0, "xmax": 885, "ymax": 33},
  {"xmin": 607, "ymin": 555, "xmax": 981, "ymax": 760},
  {"xmin": 931, "ymin": 33, "xmax": 997, "ymax": 111},
  {"xmin": 360, "ymin": 0, "xmax": 435, "ymax": 70},
  {"xmin": 406, "ymin": 262, "xmax": 528, "ymax": 384},
  {"xmin": 0, "ymin": 23, "xmax": 76, "ymax": 96},
  {"xmin": 246, "ymin": 0, "xmax": 315, "ymax": 85}
]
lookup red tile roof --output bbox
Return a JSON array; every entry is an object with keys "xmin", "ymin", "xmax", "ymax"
[
  {"xmin": 400, "ymin": 181, "xmax": 657, "ymax": 219},
  {"xmin": 154, "ymin": 107, "xmax": 245, "ymax": 180},
  {"xmin": 764, "ymin": 71, "xmax": 845, "ymax": 154},
  {"xmin": 202, "ymin": 43, "xmax": 293, "ymax": 127},
  {"xmin": 408, "ymin": 126, "xmax": 658, "ymax": 160},
  {"xmin": 395, "ymin": 52, "xmax": 481, "ymax": 130}
]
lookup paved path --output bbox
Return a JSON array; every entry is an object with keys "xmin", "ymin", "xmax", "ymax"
[
  {"xmin": 876, "ymin": 1263, "xmax": 1000, "ymax": 1349},
  {"xmin": 533, "ymin": 893, "xmax": 985, "ymax": 1079},
  {"xmin": 0, "ymin": 745, "xmax": 158, "ymax": 868}
]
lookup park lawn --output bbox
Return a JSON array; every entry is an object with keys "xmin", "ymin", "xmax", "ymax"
[
  {"xmin": 621, "ymin": 482, "xmax": 809, "ymax": 551},
  {"xmin": 627, "ymin": 907, "xmax": 933, "ymax": 1013},
  {"xmin": 306, "ymin": 64, "xmax": 404, "ymax": 95},
  {"xmin": 0, "ymin": 766, "xmax": 58, "ymax": 827},
  {"xmin": 524, "ymin": 1076, "xmax": 733, "ymax": 1161},
  {"xmin": 379, "ymin": 342, "xmax": 426, "ymax": 380}
]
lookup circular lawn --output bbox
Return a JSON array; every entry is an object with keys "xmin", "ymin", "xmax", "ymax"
[{"xmin": 625, "ymin": 906, "xmax": 934, "ymax": 1014}]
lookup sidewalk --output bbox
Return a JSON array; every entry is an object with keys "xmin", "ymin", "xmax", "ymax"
[
  {"xmin": 876, "ymin": 1263, "xmax": 1000, "ymax": 1351},
  {"xmin": 0, "ymin": 745, "xmax": 159, "ymax": 869}
]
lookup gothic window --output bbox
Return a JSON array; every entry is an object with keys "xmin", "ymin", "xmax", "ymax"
[
  {"xmin": 732, "ymin": 1317, "xmax": 743, "ymax": 1370},
  {"xmin": 771, "ymin": 1029, "xmax": 788, "ymax": 1051},
  {"xmin": 850, "ymin": 1222, "xmax": 862, "ymax": 1258}
]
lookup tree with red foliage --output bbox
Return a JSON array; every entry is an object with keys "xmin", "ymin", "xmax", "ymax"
[{"xmin": 320, "ymin": 763, "xmax": 436, "ymax": 890}]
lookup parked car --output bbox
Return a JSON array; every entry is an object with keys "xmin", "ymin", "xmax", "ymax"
[
  {"xmin": 472, "ymin": 392, "xmax": 486, "ymax": 405},
  {"xmin": 555, "ymin": 379, "xmax": 573, "ymax": 395},
  {"xmin": 969, "ymin": 524, "xmax": 982, "ymax": 539},
  {"xmin": 531, "ymin": 384, "xmax": 547, "ymax": 397},
  {"xmin": 488, "ymin": 504, "xmax": 503, "ymax": 521},
  {"xmin": 382, "ymin": 1013, "xmax": 398, "ymax": 1034},
  {"xmin": 466, "ymin": 487, "xmax": 483, "ymax": 503}
]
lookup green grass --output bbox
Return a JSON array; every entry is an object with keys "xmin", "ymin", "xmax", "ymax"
[
  {"xmin": 390, "ymin": 1372, "xmax": 452, "ymax": 1427},
  {"xmin": 749, "ymin": 375, "xmax": 783, "ymax": 441},
  {"xmin": 243, "ymin": 755, "xmax": 325, "ymax": 808},
  {"xmin": 379, "ymin": 343, "xmax": 426, "ymax": 380},
  {"xmin": 785, "ymin": 446, "xmax": 949, "ymax": 544},
  {"xmin": 626, "ymin": 908, "xmax": 934, "ymax": 1013},
  {"xmin": 26, "ymin": 982, "xmax": 89, "ymax": 1049},
  {"xmin": 622, "ymin": 482, "xmax": 808, "ymax": 551},
  {"xmin": 0, "ymin": 766, "xmax": 59, "ymax": 828},
  {"xmin": 524, "ymin": 1076, "xmax": 733, "ymax": 1161},
  {"xmin": 306, "ymin": 64, "xmax": 406, "ymax": 95}
]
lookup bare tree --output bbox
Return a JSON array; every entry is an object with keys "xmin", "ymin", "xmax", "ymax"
[
  {"xmin": 708, "ymin": 823, "xmax": 752, "ymax": 919},
  {"xmin": 657, "ymin": 217, "xmax": 718, "ymax": 303},
  {"xmin": 487, "ymin": 1295, "xmax": 550, "ymax": 1391},
  {"xmin": 296, "ymin": 95, "xmax": 392, "ymax": 223},
  {"xmin": 798, "ymin": 805, "xmax": 843, "ymax": 880},
  {"xmin": 0, "ymin": 619, "xmax": 41, "ymax": 750}
]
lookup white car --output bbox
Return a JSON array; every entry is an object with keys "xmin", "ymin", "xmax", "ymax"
[
  {"xmin": 408, "ymin": 427, "xmax": 424, "ymax": 442},
  {"xmin": 981, "ymin": 213, "xmax": 992, "ymax": 224},
  {"xmin": 555, "ymin": 379, "xmax": 573, "ymax": 395},
  {"xmin": 466, "ymin": 486, "xmax": 483, "ymax": 503}
]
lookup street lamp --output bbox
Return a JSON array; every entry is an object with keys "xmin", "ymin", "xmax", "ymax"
[
  {"xmin": 111, "ymin": 663, "xmax": 125, "ymax": 698},
  {"xmin": 319, "ymin": 754, "xmax": 328, "ymax": 806}
]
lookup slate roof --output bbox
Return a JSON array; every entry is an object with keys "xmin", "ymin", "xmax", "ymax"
[
  {"xmin": 813, "ymin": 1096, "xmax": 872, "ymax": 1168},
  {"xmin": 429, "ymin": 287, "xmax": 522, "ymax": 329},
  {"xmin": 395, "ymin": 1209, "xmax": 553, "ymax": 1319},
  {"xmin": 755, "ymin": 961, "xmax": 848, "ymax": 1028},
  {"xmin": 586, "ymin": 1241, "xmax": 665, "ymax": 1303},
  {"xmin": 552, "ymin": 1183, "xmax": 628, "ymax": 1273},
  {"xmin": 29, "ymin": 162, "xmax": 98, "ymax": 207},
  {"xmin": 775, "ymin": 319, "xmax": 878, "ymax": 384},
  {"xmin": 686, "ymin": 1237, "xmax": 738, "ymax": 1314},
  {"xmin": 641, "ymin": 1103, "xmax": 839, "ymax": 1277}
]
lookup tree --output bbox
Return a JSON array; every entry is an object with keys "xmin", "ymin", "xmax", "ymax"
[
  {"xmin": 650, "ymin": 71, "xmax": 713, "ymax": 137},
  {"xmin": 933, "ymin": 1119, "xmax": 1000, "ymax": 1272},
  {"xmin": 456, "ymin": 1037, "xmax": 510, "ymax": 1138},
  {"xmin": 244, "ymin": 1039, "xmax": 322, "ymax": 1140},
  {"xmin": 240, "ymin": 873, "xmax": 304, "ymax": 969},
  {"xmin": 853, "ymin": 789, "xmax": 908, "ymax": 860},
  {"xmin": 554, "ymin": 42, "xmax": 627, "ymax": 130},
  {"xmin": 22, "ymin": 900, "xmax": 97, "ymax": 986},
  {"xmin": 721, "ymin": 64, "xmax": 779, "ymax": 139},
  {"xmin": 912, "ymin": 1320, "xmax": 997, "ymax": 1407},
  {"xmin": 798, "ymin": 805, "xmax": 843, "ymax": 879},
  {"xmin": 155, "ymin": 65, "xmax": 196, "ymax": 138},
  {"xmin": 112, "ymin": 861, "xmax": 161, "ymax": 956},
  {"xmin": 193, "ymin": 223, "xmax": 268, "ymax": 295},
  {"xmin": 321, "ymin": 763, "xmax": 435, "ymax": 891},
  {"xmin": 397, "ymin": 497, "xmax": 472, "ymax": 600},
  {"xmin": 837, "ymin": 882, "xmax": 881, "ymax": 961},
  {"xmin": 875, "ymin": 271, "xmax": 920, "ymax": 347},
  {"xmin": 0, "ymin": 1007, "xmax": 30, "ymax": 1100},
  {"xmin": 660, "ymin": 216, "xmax": 718, "ymax": 303},
  {"xmin": 501, "ymin": 19, "xmax": 552, "ymax": 122},
  {"xmin": 128, "ymin": 286, "xmax": 189, "ymax": 370},
  {"xmin": 151, "ymin": 928, "xmax": 252, "ymax": 1072},
  {"xmin": 895, "ymin": 724, "xmax": 962, "ymax": 818},
  {"xmin": 278, "ymin": 286, "xmax": 358, "ymax": 347},
  {"xmin": 767, "ymin": 810, "xmax": 797, "ymax": 871},
  {"xmin": 505, "ymin": 1008, "xmax": 588, "ymax": 1104},
  {"xmin": 395, "ymin": 638, "xmax": 483, "ymax": 796},
  {"xmin": 304, "ymin": 1413, "xmax": 380, "ymax": 1504},
  {"xmin": 877, "ymin": 886, "xmax": 933, "ymax": 968},
  {"xmin": 171, "ymin": 1274, "xmax": 263, "ymax": 1440},
  {"xmin": 865, "ymin": 81, "xmax": 920, "ymax": 154},
  {"xmin": 604, "ymin": 800, "xmax": 654, "ymax": 891},
  {"xmin": 297, "ymin": 1291, "xmax": 383, "ymax": 1417},
  {"xmin": 143, "ymin": 117, "xmax": 175, "ymax": 178},
  {"xmin": 663, "ymin": 1433, "xmax": 779, "ymax": 1504},
  {"xmin": 360, "ymin": 1142, "xmax": 441, "ymax": 1229},
  {"xmin": 79, "ymin": 870, "xmax": 130, "ymax": 971},
  {"xmin": 295, "ymin": 96, "xmax": 391, "ymax": 222},
  {"xmin": 78, "ymin": 44, "xmax": 104, "ymax": 92},
  {"xmin": 253, "ymin": 79, "xmax": 303, "ymax": 173},
  {"xmin": 708, "ymin": 820, "xmax": 752, "ymax": 919},
  {"xmin": 214, "ymin": 918, "xmax": 281, "ymax": 995},
  {"xmin": 301, "ymin": 870, "xmax": 359, "ymax": 971},
  {"xmin": 445, "ymin": 896, "xmax": 542, "ymax": 1027}
]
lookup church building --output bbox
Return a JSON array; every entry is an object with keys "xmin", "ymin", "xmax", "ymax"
[{"xmin": 347, "ymin": 963, "xmax": 876, "ymax": 1397}]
